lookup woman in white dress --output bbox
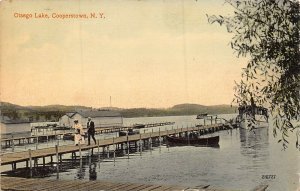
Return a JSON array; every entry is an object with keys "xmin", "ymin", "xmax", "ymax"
[{"xmin": 73, "ymin": 120, "xmax": 85, "ymax": 145}]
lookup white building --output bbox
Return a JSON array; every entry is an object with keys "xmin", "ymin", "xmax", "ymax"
[
  {"xmin": 0, "ymin": 117, "xmax": 31, "ymax": 139},
  {"xmin": 59, "ymin": 110, "xmax": 123, "ymax": 129}
]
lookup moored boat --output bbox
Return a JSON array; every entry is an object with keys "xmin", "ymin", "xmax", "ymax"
[
  {"xmin": 237, "ymin": 105, "xmax": 269, "ymax": 130},
  {"xmin": 119, "ymin": 128, "xmax": 139, "ymax": 136},
  {"xmin": 166, "ymin": 135, "xmax": 219, "ymax": 146},
  {"xmin": 133, "ymin": 124, "xmax": 146, "ymax": 129},
  {"xmin": 196, "ymin": 113, "xmax": 208, "ymax": 119}
]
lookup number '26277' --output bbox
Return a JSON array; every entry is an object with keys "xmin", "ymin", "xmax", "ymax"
[{"xmin": 262, "ymin": 175, "xmax": 276, "ymax": 179}]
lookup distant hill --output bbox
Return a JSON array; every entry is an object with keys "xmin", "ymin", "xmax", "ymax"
[
  {"xmin": 119, "ymin": 103, "xmax": 237, "ymax": 117},
  {"xmin": 0, "ymin": 102, "xmax": 237, "ymax": 120}
]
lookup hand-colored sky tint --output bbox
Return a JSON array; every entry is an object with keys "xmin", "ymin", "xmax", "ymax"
[{"xmin": 0, "ymin": 0, "xmax": 247, "ymax": 108}]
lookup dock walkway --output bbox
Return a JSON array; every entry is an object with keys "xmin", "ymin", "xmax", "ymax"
[
  {"xmin": 1, "ymin": 124, "xmax": 235, "ymax": 166},
  {"xmin": 0, "ymin": 176, "xmax": 268, "ymax": 191},
  {"xmin": 1, "ymin": 122, "xmax": 176, "ymax": 147}
]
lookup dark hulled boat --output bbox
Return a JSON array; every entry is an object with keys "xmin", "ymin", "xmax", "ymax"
[
  {"xmin": 119, "ymin": 128, "xmax": 139, "ymax": 136},
  {"xmin": 196, "ymin": 113, "xmax": 208, "ymax": 119},
  {"xmin": 166, "ymin": 135, "xmax": 219, "ymax": 146},
  {"xmin": 133, "ymin": 124, "xmax": 146, "ymax": 129}
]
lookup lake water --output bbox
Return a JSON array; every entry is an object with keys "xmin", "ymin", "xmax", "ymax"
[{"xmin": 1, "ymin": 115, "xmax": 299, "ymax": 191}]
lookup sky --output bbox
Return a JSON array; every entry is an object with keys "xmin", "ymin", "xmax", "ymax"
[{"xmin": 0, "ymin": 0, "xmax": 247, "ymax": 108}]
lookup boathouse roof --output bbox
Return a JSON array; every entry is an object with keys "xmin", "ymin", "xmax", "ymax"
[{"xmin": 0, "ymin": 118, "xmax": 31, "ymax": 124}]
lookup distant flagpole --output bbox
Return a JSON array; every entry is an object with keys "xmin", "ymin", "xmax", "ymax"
[{"xmin": 110, "ymin": 96, "xmax": 112, "ymax": 109}]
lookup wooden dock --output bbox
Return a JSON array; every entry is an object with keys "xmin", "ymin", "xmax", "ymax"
[
  {"xmin": 1, "ymin": 122, "xmax": 176, "ymax": 148},
  {"xmin": 0, "ymin": 176, "xmax": 268, "ymax": 191},
  {"xmin": 1, "ymin": 124, "xmax": 236, "ymax": 167}
]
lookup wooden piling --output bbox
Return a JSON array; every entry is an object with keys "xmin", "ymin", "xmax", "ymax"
[
  {"xmin": 28, "ymin": 149, "xmax": 32, "ymax": 177},
  {"xmin": 139, "ymin": 134, "xmax": 142, "ymax": 156},
  {"xmin": 79, "ymin": 143, "xmax": 82, "ymax": 159},
  {"xmin": 159, "ymin": 127, "xmax": 161, "ymax": 152},
  {"xmin": 113, "ymin": 138, "xmax": 116, "ymax": 165},
  {"xmin": 35, "ymin": 137, "xmax": 38, "ymax": 150},
  {"xmin": 55, "ymin": 145, "xmax": 59, "ymax": 167},
  {"xmin": 11, "ymin": 136, "xmax": 14, "ymax": 152},
  {"xmin": 127, "ymin": 132, "xmax": 129, "ymax": 159},
  {"xmin": 187, "ymin": 126, "xmax": 190, "ymax": 145},
  {"xmin": 97, "ymin": 140, "xmax": 100, "ymax": 159}
]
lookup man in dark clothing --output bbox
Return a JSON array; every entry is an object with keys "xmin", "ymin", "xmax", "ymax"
[{"xmin": 87, "ymin": 117, "xmax": 96, "ymax": 145}]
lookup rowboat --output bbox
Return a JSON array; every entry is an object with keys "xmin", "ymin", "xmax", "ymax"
[
  {"xmin": 133, "ymin": 124, "xmax": 146, "ymax": 129},
  {"xmin": 119, "ymin": 128, "xmax": 139, "ymax": 136},
  {"xmin": 166, "ymin": 135, "xmax": 219, "ymax": 146}
]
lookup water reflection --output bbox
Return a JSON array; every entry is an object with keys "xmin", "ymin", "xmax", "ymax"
[
  {"xmin": 239, "ymin": 127, "xmax": 269, "ymax": 169},
  {"xmin": 76, "ymin": 159, "xmax": 85, "ymax": 179},
  {"xmin": 89, "ymin": 162, "xmax": 97, "ymax": 180},
  {"xmin": 239, "ymin": 127, "xmax": 269, "ymax": 148}
]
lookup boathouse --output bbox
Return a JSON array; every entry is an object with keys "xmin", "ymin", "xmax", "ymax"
[
  {"xmin": 59, "ymin": 110, "xmax": 123, "ymax": 128},
  {"xmin": 0, "ymin": 117, "xmax": 31, "ymax": 139}
]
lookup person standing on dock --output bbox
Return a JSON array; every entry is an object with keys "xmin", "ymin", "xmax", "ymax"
[
  {"xmin": 73, "ymin": 120, "xmax": 85, "ymax": 146},
  {"xmin": 87, "ymin": 117, "xmax": 96, "ymax": 145}
]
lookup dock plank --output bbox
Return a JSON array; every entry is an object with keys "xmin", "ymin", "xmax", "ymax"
[{"xmin": 0, "ymin": 177, "xmax": 262, "ymax": 191}]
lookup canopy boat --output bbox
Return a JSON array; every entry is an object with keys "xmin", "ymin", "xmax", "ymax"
[
  {"xmin": 236, "ymin": 98, "xmax": 269, "ymax": 130},
  {"xmin": 166, "ymin": 135, "xmax": 219, "ymax": 146}
]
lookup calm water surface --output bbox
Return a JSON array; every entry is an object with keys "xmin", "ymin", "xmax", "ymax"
[{"xmin": 2, "ymin": 115, "xmax": 299, "ymax": 191}]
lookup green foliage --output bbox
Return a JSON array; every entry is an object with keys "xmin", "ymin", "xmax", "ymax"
[{"xmin": 208, "ymin": 0, "xmax": 300, "ymax": 149}]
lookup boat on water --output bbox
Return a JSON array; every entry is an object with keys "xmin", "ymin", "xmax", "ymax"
[
  {"xmin": 133, "ymin": 124, "xmax": 146, "ymax": 129},
  {"xmin": 236, "ymin": 99, "xmax": 269, "ymax": 130},
  {"xmin": 119, "ymin": 128, "xmax": 139, "ymax": 136},
  {"xmin": 166, "ymin": 135, "xmax": 219, "ymax": 146},
  {"xmin": 196, "ymin": 113, "xmax": 208, "ymax": 119}
]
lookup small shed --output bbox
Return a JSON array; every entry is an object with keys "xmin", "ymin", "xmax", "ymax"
[{"xmin": 59, "ymin": 110, "xmax": 123, "ymax": 129}]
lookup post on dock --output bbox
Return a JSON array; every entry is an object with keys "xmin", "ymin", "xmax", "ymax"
[
  {"xmin": 149, "ymin": 133, "xmax": 152, "ymax": 154},
  {"xmin": 11, "ymin": 135, "xmax": 14, "ymax": 152},
  {"xmin": 88, "ymin": 149, "xmax": 92, "ymax": 165},
  {"xmin": 139, "ymin": 134, "xmax": 142, "ymax": 156},
  {"xmin": 107, "ymin": 146, "xmax": 110, "ymax": 158},
  {"xmin": 57, "ymin": 136, "xmax": 59, "ymax": 146},
  {"xmin": 35, "ymin": 137, "xmax": 38, "ymax": 150},
  {"xmin": 79, "ymin": 143, "xmax": 82, "ymax": 159},
  {"xmin": 113, "ymin": 138, "xmax": 116, "ymax": 165},
  {"xmin": 187, "ymin": 126, "xmax": 190, "ymax": 145},
  {"xmin": 97, "ymin": 140, "xmax": 101, "ymax": 169},
  {"xmin": 127, "ymin": 132, "xmax": 129, "ymax": 159},
  {"xmin": 12, "ymin": 163, "xmax": 16, "ymax": 171},
  {"xmin": 28, "ymin": 149, "xmax": 32, "ymax": 177},
  {"xmin": 97, "ymin": 139, "xmax": 100, "ymax": 159},
  {"xmin": 159, "ymin": 127, "xmax": 161, "ymax": 152},
  {"xmin": 55, "ymin": 145, "xmax": 59, "ymax": 170}
]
